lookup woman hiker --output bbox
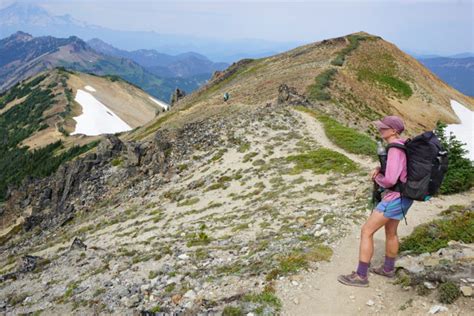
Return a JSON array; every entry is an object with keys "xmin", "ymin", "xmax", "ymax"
[{"xmin": 337, "ymin": 115, "xmax": 414, "ymax": 287}]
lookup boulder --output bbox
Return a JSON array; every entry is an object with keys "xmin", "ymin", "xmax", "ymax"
[
  {"xmin": 125, "ymin": 142, "xmax": 143, "ymax": 166},
  {"xmin": 277, "ymin": 84, "xmax": 311, "ymax": 106},
  {"xmin": 170, "ymin": 88, "xmax": 186, "ymax": 106},
  {"xmin": 17, "ymin": 255, "xmax": 42, "ymax": 273},
  {"xmin": 97, "ymin": 134, "xmax": 123, "ymax": 158},
  {"xmin": 70, "ymin": 237, "xmax": 87, "ymax": 251}
]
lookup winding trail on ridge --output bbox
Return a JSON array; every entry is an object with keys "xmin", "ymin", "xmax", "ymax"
[{"xmin": 292, "ymin": 109, "xmax": 375, "ymax": 170}]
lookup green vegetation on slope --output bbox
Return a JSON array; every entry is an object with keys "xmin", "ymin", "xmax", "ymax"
[
  {"xmin": 0, "ymin": 74, "xmax": 47, "ymax": 110},
  {"xmin": 331, "ymin": 34, "xmax": 371, "ymax": 67},
  {"xmin": 295, "ymin": 106, "xmax": 377, "ymax": 157},
  {"xmin": 400, "ymin": 205, "xmax": 474, "ymax": 254},
  {"xmin": 0, "ymin": 74, "xmax": 98, "ymax": 201},
  {"xmin": 307, "ymin": 68, "xmax": 337, "ymax": 101},
  {"xmin": 357, "ymin": 69, "xmax": 413, "ymax": 99},
  {"xmin": 330, "ymin": 34, "xmax": 413, "ymax": 98},
  {"xmin": 287, "ymin": 148, "xmax": 357, "ymax": 174},
  {"xmin": 351, "ymin": 49, "xmax": 413, "ymax": 99}
]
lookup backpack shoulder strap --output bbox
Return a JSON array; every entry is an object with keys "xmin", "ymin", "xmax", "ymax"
[{"xmin": 386, "ymin": 143, "xmax": 407, "ymax": 152}]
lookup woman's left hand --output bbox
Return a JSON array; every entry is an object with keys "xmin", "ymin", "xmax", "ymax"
[{"xmin": 371, "ymin": 166, "xmax": 381, "ymax": 180}]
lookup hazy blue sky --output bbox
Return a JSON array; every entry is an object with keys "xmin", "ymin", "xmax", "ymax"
[{"xmin": 3, "ymin": 0, "xmax": 473, "ymax": 55}]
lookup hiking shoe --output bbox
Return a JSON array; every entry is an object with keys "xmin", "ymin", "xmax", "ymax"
[
  {"xmin": 370, "ymin": 265, "xmax": 395, "ymax": 278},
  {"xmin": 337, "ymin": 271, "xmax": 369, "ymax": 287}
]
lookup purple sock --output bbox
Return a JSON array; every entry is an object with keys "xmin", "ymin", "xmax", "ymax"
[
  {"xmin": 384, "ymin": 256, "xmax": 396, "ymax": 272},
  {"xmin": 356, "ymin": 261, "xmax": 369, "ymax": 278}
]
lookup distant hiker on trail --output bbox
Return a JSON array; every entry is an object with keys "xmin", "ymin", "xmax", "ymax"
[{"xmin": 338, "ymin": 116, "xmax": 414, "ymax": 287}]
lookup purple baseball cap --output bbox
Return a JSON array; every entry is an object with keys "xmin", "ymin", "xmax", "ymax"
[{"xmin": 373, "ymin": 116, "xmax": 405, "ymax": 134}]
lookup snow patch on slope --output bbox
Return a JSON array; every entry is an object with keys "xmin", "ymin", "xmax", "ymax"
[
  {"xmin": 447, "ymin": 100, "xmax": 473, "ymax": 160},
  {"xmin": 149, "ymin": 96, "xmax": 170, "ymax": 110},
  {"xmin": 71, "ymin": 89, "xmax": 132, "ymax": 136},
  {"xmin": 84, "ymin": 85, "xmax": 96, "ymax": 92}
]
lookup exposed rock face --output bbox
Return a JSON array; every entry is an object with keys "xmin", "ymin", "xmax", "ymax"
[
  {"xmin": 2, "ymin": 120, "xmax": 222, "ymax": 234},
  {"xmin": 69, "ymin": 237, "xmax": 87, "ymax": 251},
  {"xmin": 170, "ymin": 88, "xmax": 186, "ymax": 106},
  {"xmin": 17, "ymin": 255, "xmax": 42, "ymax": 273},
  {"xmin": 277, "ymin": 84, "xmax": 311, "ymax": 106},
  {"xmin": 0, "ymin": 255, "xmax": 45, "ymax": 282}
]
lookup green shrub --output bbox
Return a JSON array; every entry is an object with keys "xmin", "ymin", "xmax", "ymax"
[
  {"xmin": 111, "ymin": 157, "xmax": 123, "ymax": 166},
  {"xmin": 243, "ymin": 290, "xmax": 282, "ymax": 312},
  {"xmin": 287, "ymin": 148, "xmax": 357, "ymax": 174},
  {"xmin": 330, "ymin": 34, "xmax": 369, "ymax": 67},
  {"xmin": 278, "ymin": 244, "xmax": 332, "ymax": 274},
  {"xmin": 416, "ymin": 284, "xmax": 431, "ymax": 296},
  {"xmin": 149, "ymin": 305, "xmax": 161, "ymax": 313},
  {"xmin": 435, "ymin": 122, "xmax": 474, "ymax": 194},
  {"xmin": 222, "ymin": 306, "xmax": 243, "ymax": 316},
  {"xmin": 400, "ymin": 205, "xmax": 474, "ymax": 254},
  {"xmin": 177, "ymin": 197, "xmax": 200, "ymax": 207},
  {"xmin": 307, "ymin": 68, "xmax": 337, "ymax": 101},
  {"xmin": 438, "ymin": 281, "xmax": 460, "ymax": 304},
  {"xmin": 186, "ymin": 231, "xmax": 211, "ymax": 247}
]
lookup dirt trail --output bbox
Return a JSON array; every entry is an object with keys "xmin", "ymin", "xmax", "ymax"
[
  {"xmin": 278, "ymin": 109, "xmax": 473, "ymax": 315},
  {"xmin": 292, "ymin": 109, "xmax": 376, "ymax": 170},
  {"xmin": 277, "ymin": 192, "xmax": 471, "ymax": 315}
]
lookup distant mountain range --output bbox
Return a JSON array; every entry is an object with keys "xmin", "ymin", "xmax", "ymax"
[
  {"xmin": 87, "ymin": 38, "xmax": 229, "ymax": 78},
  {"xmin": 418, "ymin": 57, "xmax": 474, "ymax": 97},
  {"xmin": 409, "ymin": 52, "xmax": 474, "ymax": 59},
  {"xmin": 0, "ymin": 32, "xmax": 223, "ymax": 101},
  {"xmin": 0, "ymin": 2, "xmax": 299, "ymax": 62}
]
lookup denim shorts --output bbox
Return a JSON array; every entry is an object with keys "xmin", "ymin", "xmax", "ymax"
[{"xmin": 375, "ymin": 197, "xmax": 414, "ymax": 220}]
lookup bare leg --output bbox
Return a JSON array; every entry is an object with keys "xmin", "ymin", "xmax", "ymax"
[
  {"xmin": 337, "ymin": 210, "xmax": 392, "ymax": 286},
  {"xmin": 359, "ymin": 210, "xmax": 391, "ymax": 263},
  {"xmin": 384, "ymin": 219, "xmax": 400, "ymax": 257}
]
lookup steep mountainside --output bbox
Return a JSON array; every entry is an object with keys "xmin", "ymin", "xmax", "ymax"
[
  {"xmin": 0, "ymin": 67, "xmax": 165, "ymax": 202},
  {"xmin": 0, "ymin": 32, "xmax": 206, "ymax": 101},
  {"xmin": 0, "ymin": 32, "xmax": 472, "ymax": 315}
]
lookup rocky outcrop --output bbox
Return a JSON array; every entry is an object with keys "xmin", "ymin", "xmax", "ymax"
[
  {"xmin": 69, "ymin": 237, "xmax": 87, "ymax": 251},
  {"xmin": 277, "ymin": 84, "xmax": 311, "ymax": 106},
  {"xmin": 2, "ymin": 119, "xmax": 222, "ymax": 235},
  {"xmin": 396, "ymin": 241, "xmax": 474, "ymax": 285},
  {"xmin": 0, "ymin": 255, "xmax": 46, "ymax": 282},
  {"xmin": 170, "ymin": 88, "xmax": 186, "ymax": 106}
]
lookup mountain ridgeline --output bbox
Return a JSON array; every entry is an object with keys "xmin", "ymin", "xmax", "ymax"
[
  {"xmin": 163, "ymin": 32, "xmax": 473, "ymax": 135},
  {"xmin": 87, "ymin": 38, "xmax": 229, "ymax": 79},
  {"xmin": 0, "ymin": 2, "xmax": 296, "ymax": 62},
  {"xmin": 0, "ymin": 31, "xmax": 223, "ymax": 101}
]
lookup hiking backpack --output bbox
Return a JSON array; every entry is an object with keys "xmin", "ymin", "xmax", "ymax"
[{"xmin": 387, "ymin": 131, "xmax": 449, "ymax": 201}]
